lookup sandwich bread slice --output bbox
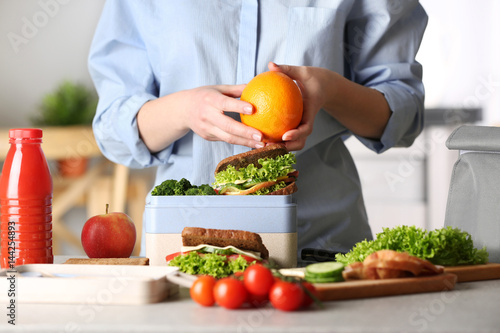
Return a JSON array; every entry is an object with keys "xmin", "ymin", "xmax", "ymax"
[
  {"xmin": 213, "ymin": 144, "xmax": 298, "ymax": 195},
  {"xmin": 166, "ymin": 227, "xmax": 269, "ymax": 277},
  {"xmin": 182, "ymin": 227, "xmax": 269, "ymax": 259}
]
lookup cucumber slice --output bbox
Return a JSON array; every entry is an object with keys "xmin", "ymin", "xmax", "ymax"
[
  {"xmin": 242, "ymin": 179, "xmax": 261, "ymax": 188},
  {"xmin": 304, "ymin": 274, "xmax": 344, "ymax": 284},
  {"xmin": 305, "ymin": 270, "xmax": 344, "ymax": 281},
  {"xmin": 305, "ymin": 262, "xmax": 344, "ymax": 279}
]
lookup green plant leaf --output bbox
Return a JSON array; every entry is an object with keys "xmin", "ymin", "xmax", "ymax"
[{"xmin": 31, "ymin": 81, "xmax": 98, "ymax": 126}]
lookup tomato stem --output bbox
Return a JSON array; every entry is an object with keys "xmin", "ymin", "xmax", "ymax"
[
  {"xmin": 270, "ymin": 266, "xmax": 324, "ymax": 309},
  {"xmin": 300, "ymin": 282, "xmax": 324, "ymax": 309}
]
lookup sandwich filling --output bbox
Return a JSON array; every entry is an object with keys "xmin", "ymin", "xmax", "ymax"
[
  {"xmin": 180, "ymin": 244, "xmax": 262, "ymax": 260},
  {"xmin": 213, "ymin": 152, "xmax": 297, "ymax": 195},
  {"xmin": 167, "ymin": 227, "xmax": 269, "ymax": 278},
  {"xmin": 167, "ymin": 245, "xmax": 261, "ymax": 278}
]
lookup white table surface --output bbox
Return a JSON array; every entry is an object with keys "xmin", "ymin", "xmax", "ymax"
[{"xmin": 1, "ymin": 257, "xmax": 499, "ymax": 333}]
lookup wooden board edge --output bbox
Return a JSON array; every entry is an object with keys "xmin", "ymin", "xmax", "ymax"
[
  {"xmin": 443, "ymin": 263, "xmax": 500, "ymax": 282},
  {"xmin": 314, "ymin": 273, "xmax": 457, "ymax": 302}
]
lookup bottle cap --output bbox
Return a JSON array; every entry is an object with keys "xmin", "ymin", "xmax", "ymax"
[{"xmin": 9, "ymin": 128, "xmax": 43, "ymax": 139}]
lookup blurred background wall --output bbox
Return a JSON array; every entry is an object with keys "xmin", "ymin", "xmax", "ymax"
[
  {"xmin": 345, "ymin": 0, "xmax": 500, "ymax": 236},
  {"xmin": 1, "ymin": 0, "xmax": 499, "ymax": 254},
  {"xmin": 418, "ymin": 0, "xmax": 500, "ymax": 123},
  {"xmin": 0, "ymin": 0, "xmax": 105, "ymax": 126},
  {"xmin": 1, "ymin": 0, "xmax": 499, "ymax": 127}
]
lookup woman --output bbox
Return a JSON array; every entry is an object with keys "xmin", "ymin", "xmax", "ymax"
[{"xmin": 88, "ymin": 0, "xmax": 427, "ymax": 263}]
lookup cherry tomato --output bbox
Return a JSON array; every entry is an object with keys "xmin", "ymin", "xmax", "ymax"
[
  {"xmin": 269, "ymin": 280, "xmax": 304, "ymax": 312},
  {"xmin": 213, "ymin": 277, "xmax": 247, "ymax": 309},
  {"xmin": 300, "ymin": 282, "xmax": 318, "ymax": 308},
  {"xmin": 246, "ymin": 292, "xmax": 269, "ymax": 308},
  {"xmin": 190, "ymin": 275, "xmax": 217, "ymax": 307},
  {"xmin": 165, "ymin": 251, "xmax": 184, "ymax": 262},
  {"xmin": 233, "ymin": 271, "xmax": 244, "ymax": 278},
  {"xmin": 243, "ymin": 264, "xmax": 274, "ymax": 296}
]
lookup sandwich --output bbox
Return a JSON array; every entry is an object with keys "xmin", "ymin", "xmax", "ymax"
[
  {"xmin": 213, "ymin": 144, "xmax": 298, "ymax": 195},
  {"xmin": 167, "ymin": 227, "xmax": 269, "ymax": 278}
]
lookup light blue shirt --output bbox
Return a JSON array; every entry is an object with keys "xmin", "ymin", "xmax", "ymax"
[{"xmin": 89, "ymin": 0, "xmax": 427, "ymax": 262}]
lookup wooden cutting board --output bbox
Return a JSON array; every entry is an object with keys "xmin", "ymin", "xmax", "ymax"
[
  {"xmin": 313, "ymin": 273, "xmax": 457, "ymax": 301},
  {"xmin": 281, "ymin": 263, "xmax": 500, "ymax": 301},
  {"xmin": 443, "ymin": 263, "xmax": 500, "ymax": 282}
]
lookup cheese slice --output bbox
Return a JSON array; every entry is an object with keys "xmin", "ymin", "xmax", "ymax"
[
  {"xmin": 224, "ymin": 181, "xmax": 276, "ymax": 195},
  {"xmin": 215, "ymin": 178, "xmax": 250, "ymax": 187},
  {"xmin": 180, "ymin": 244, "xmax": 262, "ymax": 260}
]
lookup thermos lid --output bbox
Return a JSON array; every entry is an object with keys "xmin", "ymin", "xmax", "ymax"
[{"xmin": 9, "ymin": 128, "xmax": 43, "ymax": 139}]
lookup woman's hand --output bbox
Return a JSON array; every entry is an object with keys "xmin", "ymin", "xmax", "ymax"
[
  {"xmin": 138, "ymin": 62, "xmax": 391, "ymax": 154},
  {"xmin": 137, "ymin": 84, "xmax": 264, "ymax": 153},
  {"xmin": 182, "ymin": 85, "xmax": 265, "ymax": 147},
  {"xmin": 268, "ymin": 62, "xmax": 329, "ymax": 151},
  {"xmin": 269, "ymin": 62, "xmax": 391, "ymax": 151}
]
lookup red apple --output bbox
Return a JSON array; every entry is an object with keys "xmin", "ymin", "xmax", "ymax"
[{"xmin": 81, "ymin": 204, "xmax": 136, "ymax": 258}]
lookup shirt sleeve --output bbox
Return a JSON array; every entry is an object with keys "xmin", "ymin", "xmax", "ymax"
[
  {"xmin": 88, "ymin": 0, "xmax": 171, "ymax": 168},
  {"xmin": 345, "ymin": 1, "xmax": 428, "ymax": 153}
]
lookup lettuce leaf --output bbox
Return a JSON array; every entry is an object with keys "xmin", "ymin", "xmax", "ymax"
[
  {"xmin": 228, "ymin": 256, "xmax": 254, "ymax": 273},
  {"xmin": 213, "ymin": 153, "xmax": 296, "ymax": 187},
  {"xmin": 335, "ymin": 225, "xmax": 489, "ymax": 266},
  {"xmin": 168, "ymin": 252, "xmax": 255, "ymax": 278},
  {"xmin": 253, "ymin": 181, "xmax": 287, "ymax": 195}
]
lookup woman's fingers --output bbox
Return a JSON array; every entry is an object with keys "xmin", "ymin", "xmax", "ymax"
[
  {"xmin": 281, "ymin": 122, "xmax": 311, "ymax": 151},
  {"xmin": 268, "ymin": 62, "xmax": 307, "ymax": 82},
  {"xmin": 185, "ymin": 86, "xmax": 263, "ymax": 148},
  {"xmin": 207, "ymin": 89, "xmax": 263, "ymax": 144},
  {"xmin": 213, "ymin": 84, "xmax": 253, "ymax": 114},
  {"xmin": 211, "ymin": 125, "xmax": 264, "ymax": 148},
  {"xmin": 216, "ymin": 84, "xmax": 247, "ymax": 98},
  {"xmin": 211, "ymin": 111, "xmax": 263, "ymax": 146},
  {"xmin": 268, "ymin": 62, "xmax": 329, "ymax": 152}
]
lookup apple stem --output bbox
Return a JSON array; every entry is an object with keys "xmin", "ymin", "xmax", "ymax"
[{"xmin": 106, "ymin": 203, "xmax": 109, "ymax": 214}]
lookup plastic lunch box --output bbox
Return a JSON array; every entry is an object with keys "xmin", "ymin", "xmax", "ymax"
[{"xmin": 144, "ymin": 195, "xmax": 297, "ymax": 267}]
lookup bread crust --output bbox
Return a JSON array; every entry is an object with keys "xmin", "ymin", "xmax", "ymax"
[
  {"xmin": 182, "ymin": 227, "xmax": 269, "ymax": 259},
  {"xmin": 214, "ymin": 143, "xmax": 288, "ymax": 175}
]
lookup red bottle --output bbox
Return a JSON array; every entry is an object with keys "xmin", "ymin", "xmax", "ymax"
[{"xmin": 0, "ymin": 128, "xmax": 53, "ymax": 268}]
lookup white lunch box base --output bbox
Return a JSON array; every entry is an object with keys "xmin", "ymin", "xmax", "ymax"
[
  {"xmin": 144, "ymin": 195, "xmax": 298, "ymax": 268},
  {"xmin": 146, "ymin": 232, "xmax": 297, "ymax": 268}
]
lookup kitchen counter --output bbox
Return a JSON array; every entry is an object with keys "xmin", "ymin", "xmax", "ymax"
[{"xmin": 2, "ymin": 257, "xmax": 500, "ymax": 333}]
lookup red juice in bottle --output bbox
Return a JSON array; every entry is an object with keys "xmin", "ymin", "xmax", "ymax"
[{"xmin": 0, "ymin": 128, "xmax": 53, "ymax": 268}]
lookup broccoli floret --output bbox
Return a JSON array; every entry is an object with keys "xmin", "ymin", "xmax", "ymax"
[
  {"xmin": 151, "ymin": 179, "xmax": 216, "ymax": 196},
  {"xmin": 185, "ymin": 185, "xmax": 216, "ymax": 195},
  {"xmin": 198, "ymin": 184, "xmax": 217, "ymax": 195},
  {"xmin": 151, "ymin": 179, "xmax": 177, "ymax": 196},
  {"xmin": 174, "ymin": 178, "xmax": 192, "ymax": 195},
  {"xmin": 185, "ymin": 187, "xmax": 202, "ymax": 196}
]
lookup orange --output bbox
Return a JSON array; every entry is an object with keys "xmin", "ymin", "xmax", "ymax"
[{"xmin": 240, "ymin": 71, "xmax": 303, "ymax": 142}]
